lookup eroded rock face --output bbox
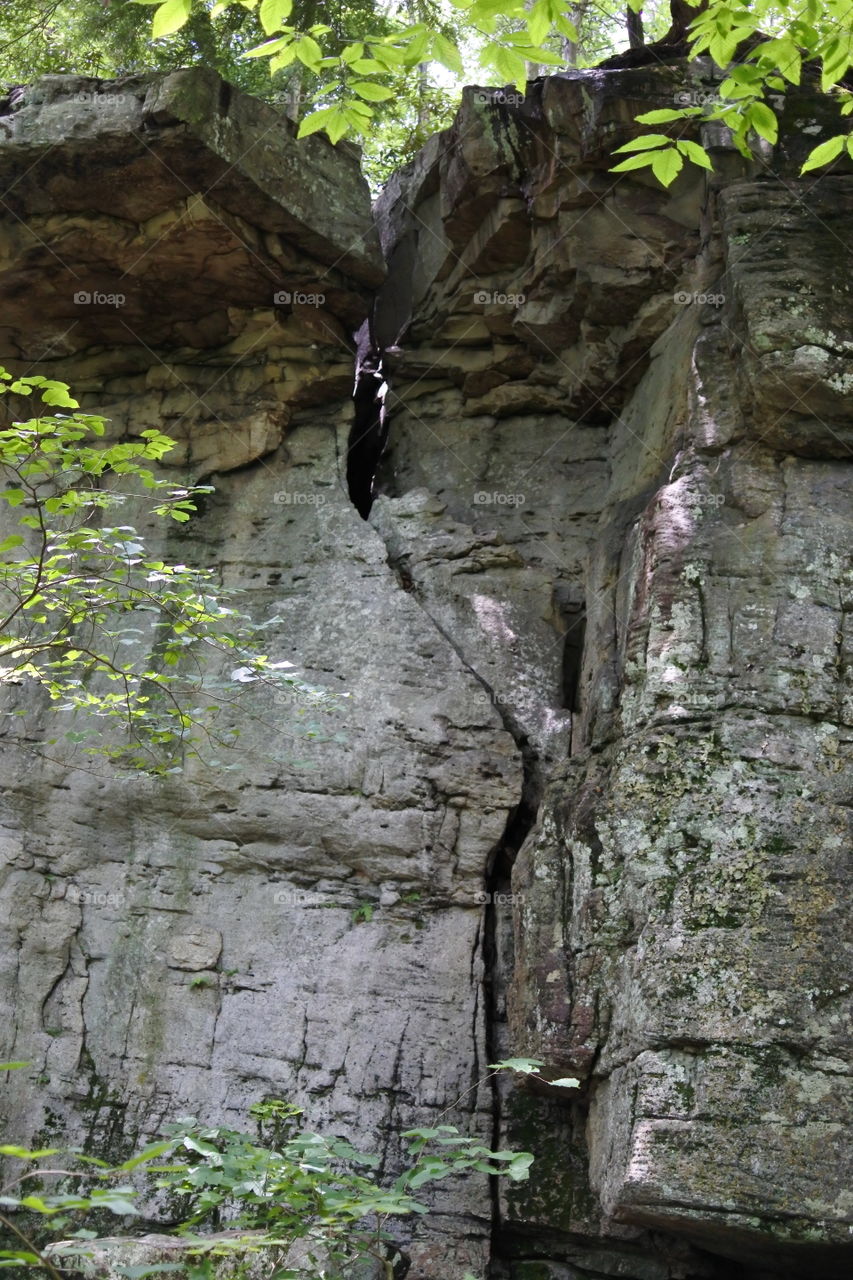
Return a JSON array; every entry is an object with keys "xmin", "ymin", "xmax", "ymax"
[
  {"xmin": 371, "ymin": 69, "xmax": 852, "ymax": 1279},
  {"xmin": 0, "ymin": 71, "xmax": 506, "ymax": 1280},
  {"xmin": 0, "ymin": 64, "xmax": 850, "ymax": 1280}
]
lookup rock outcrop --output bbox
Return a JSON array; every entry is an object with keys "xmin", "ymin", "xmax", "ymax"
[{"xmin": 0, "ymin": 63, "xmax": 851, "ymax": 1280}]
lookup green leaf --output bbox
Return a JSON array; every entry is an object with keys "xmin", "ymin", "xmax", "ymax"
[
  {"xmin": 635, "ymin": 108, "xmax": 696, "ymax": 123},
  {"xmin": 298, "ymin": 105, "xmax": 344, "ymax": 139},
  {"xmin": 431, "ymin": 32, "xmax": 463, "ymax": 75},
  {"xmin": 749, "ymin": 101, "xmax": 778, "ymax": 143},
  {"xmin": 0, "ymin": 1145, "xmax": 59, "ymax": 1158},
  {"xmin": 644, "ymin": 146, "xmax": 680, "ymax": 185},
  {"xmin": 709, "ymin": 25, "xmax": 751, "ymax": 68},
  {"xmin": 483, "ymin": 42, "xmax": 528, "ymax": 88},
  {"xmin": 114, "ymin": 1140, "xmax": 177, "ymax": 1172},
  {"xmin": 800, "ymin": 133, "xmax": 846, "ymax": 172},
  {"xmin": 507, "ymin": 1152, "xmax": 535, "ymax": 1180},
  {"xmin": 41, "ymin": 386, "xmax": 79, "ymax": 407},
  {"xmin": 350, "ymin": 81, "xmax": 394, "ymax": 102},
  {"xmin": 610, "ymin": 152, "xmax": 657, "ymax": 174},
  {"xmin": 18, "ymin": 1195, "xmax": 55, "ymax": 1213},
  {"xmin": 294, "ymin": 34, "xmax": 323, "ymax": 70},
  {"xmin": 348, "ymin": 57, "xmax": 387, "ymax": 74},
  {"xmin": 613, "ymin": 132, "xmax": 672, "ymax": 153},
  {"xmin": 675, "ymin": 139, "xmax": 714, "ymax": 169},
  {"xmin": 151, "ymin": 0, "xmax": 191, "ymax": 41},
  {"xmin": 116, "ymin": 1267, "xmax": 184, "ymax": 1278},
  {"xmin": 297, "ymin": 104, "xmax": 350, "ymax": 143},
  {"xmin": 488, "ymin": 1057, "xmax": 543, "ymax": 1074},
  {"xmin": 369, "ymin": 43, "xmax": 406, "ymax": 69},
  {"xmin": 822, "ymin": 36, "xmax": 852, "ymax": 90},
  {"xmin": 777, "ymin": 47, "xmax": 801, "ymax": 85},
  {"xmin": 259, "ymin": 0, "xmax": 292, "ymax": 35},
  {"xmin": 91, "ymin": 1194, "xmax": 139, "ymax": 1216},
  {"xmin": 243, "ymin": 35, "xmax": 292, "ymax": 59},
  {"xmin": 555, "ymin": 13, "xmax": 578, "ymax": 41}
]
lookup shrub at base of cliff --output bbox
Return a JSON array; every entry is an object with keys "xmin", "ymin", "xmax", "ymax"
[{"xmin": 0, "ymin": 1086, "xmax": 543, "ymax": 1279}]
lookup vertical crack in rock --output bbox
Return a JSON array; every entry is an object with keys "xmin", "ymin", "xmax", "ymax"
[
  {"xmin": 3, "ymin": 65, "xmax": 852, "ymax": 1280},
  {"xmin": 372, "ymin": 538, "xmax": 542, "ymax": 1265},
  {"xmin": 560, "ymin": 603, "xmax": 587, "ymax": 716}
]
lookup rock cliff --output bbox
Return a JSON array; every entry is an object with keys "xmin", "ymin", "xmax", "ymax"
[{"xmin": 0, "ymin": 63, "xmax": 850, "ymax": 1280}]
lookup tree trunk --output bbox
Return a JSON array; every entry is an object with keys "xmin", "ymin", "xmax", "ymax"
[
  {"xmin": 627, "ymin": 8, "xmax": 644, "ymax": 48},
  {"xmin": 662, "ymin": 0, "xmax": 709, "ymax": 45}
]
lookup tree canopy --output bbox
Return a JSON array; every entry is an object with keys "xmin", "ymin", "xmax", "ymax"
[{"xmin": 1, "ymin": 2, "xmax": 850, "ymax": 184}]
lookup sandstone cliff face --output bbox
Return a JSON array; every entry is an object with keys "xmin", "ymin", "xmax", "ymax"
[{"xmin": 0, "ymin": 65, "xmax": 851, "ymax": 1280}]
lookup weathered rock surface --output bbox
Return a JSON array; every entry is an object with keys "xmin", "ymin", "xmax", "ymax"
[
  {"xmin": 0, "ymin": 63, "xmax": 851, "ymax": 1280},
  {"xmin": 0, "ymin": 71, "xmax": 506, "ymax": 1280},
  {"xmin": 371, "ymin": 67, "xmax": 852, "ymax": 1279}
]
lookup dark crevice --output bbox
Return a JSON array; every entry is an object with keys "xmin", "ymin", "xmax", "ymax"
[
  {"xmin": 347, "ymin": 345, "xmax": 389, "ymax": 519},
  {"xmin": 560, "ymin": 604, "xmax": 586, "ymax": 713},
  {"xmin": 483, "ymin": 787, "xmax": 538, "ymax": 1279},
  {"xmin": 376, "ymin": 545, "xmax": 544, "ymax": 1279}
]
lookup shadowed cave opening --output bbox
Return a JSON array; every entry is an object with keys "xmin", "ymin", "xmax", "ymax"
[{"xmin": 346, "ymin": 348, "xmax": 389, "ymax": 519}]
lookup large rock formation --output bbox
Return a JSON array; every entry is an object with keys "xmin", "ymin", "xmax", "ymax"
[{"xmin": 0, "ymin": 63, "xmax": 851, "ymax": 1280}]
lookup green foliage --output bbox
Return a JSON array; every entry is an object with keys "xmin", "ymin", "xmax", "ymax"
[
  {"xmin": 617, "ymin": 0, "xmax": 850, "ymax": 181},
  {"xmin": 612, "ymin": 128, "xmax": 713, "ymax": 183},
  {"xmin": 488, "ymin": 1056, "xmax": 580, "ymax": 1088},
  {"xmin": 123, "ymin": 0, "xmax": 851, "ymax": 184},
  {"xmin": 0, "ymin": 1077, "xmax": 548, "ymax": 1278},
  {"xmin": 0, "ymin": 0, "xmax": 274, "ymax": 92},
  {"xmin": 0, "ymin": 368, "xmax": 327, "ymax": 774},
  {"xmin": 0, "ymin": 1129, "xmax": 172, "ymax": 1279},
  {"xmin": 2, "ymin": 3, "xmax": 850, "ymax": 182}
]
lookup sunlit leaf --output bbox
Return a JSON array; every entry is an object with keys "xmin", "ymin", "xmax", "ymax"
[
  {"xmin": 151, "ymin": 0, "xmax": 191, "ymax": 41},
  {"xmin": 800, "ymin": 133, "xmax": 846, "ymax": 172},
  {"xmin": 259, "ymin": 0, "xmax": 292, "ymax": 35}
]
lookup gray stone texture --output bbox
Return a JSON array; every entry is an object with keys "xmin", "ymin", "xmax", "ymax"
[{"xmin": 0, "ymin": 62, "xmax": 851, "ymax": 1280}]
